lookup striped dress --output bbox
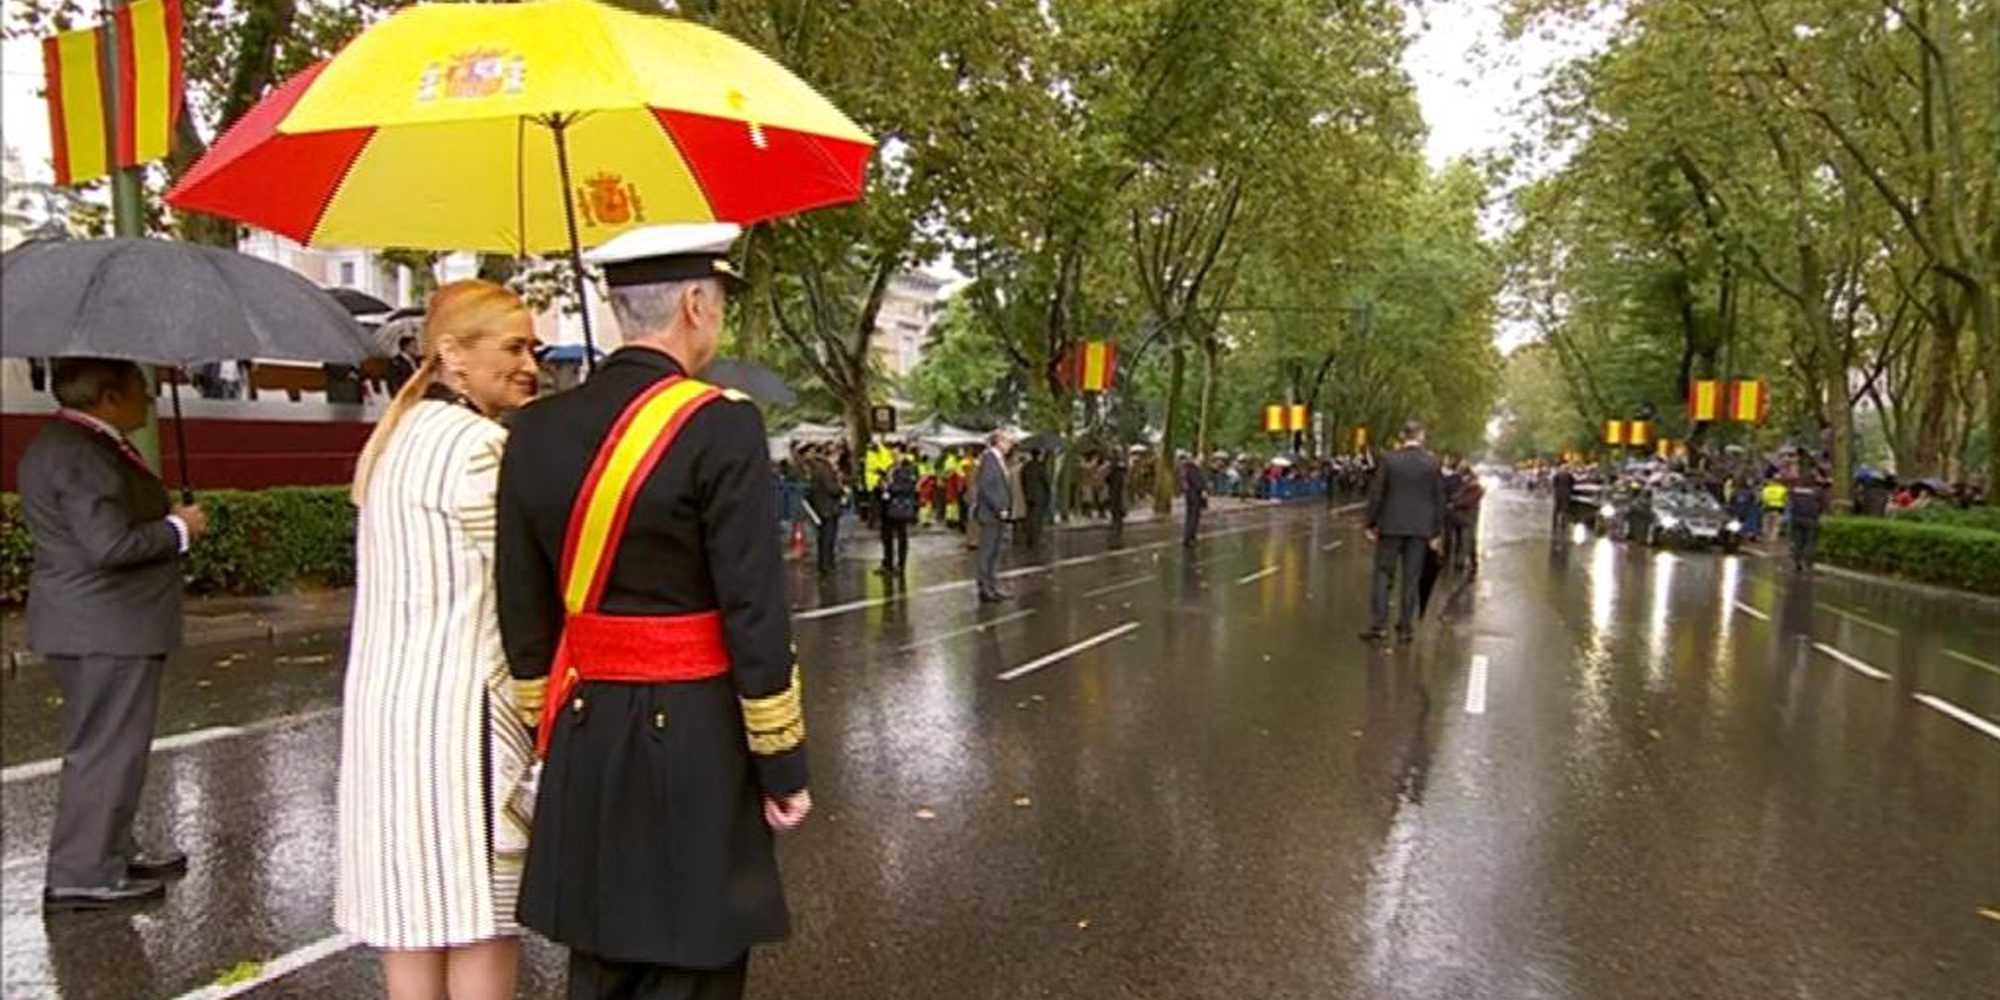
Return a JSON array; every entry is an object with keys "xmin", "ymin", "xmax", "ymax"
[{"xmin": 335, "ymin": 400, "xmax": 536, "ymax": 949}]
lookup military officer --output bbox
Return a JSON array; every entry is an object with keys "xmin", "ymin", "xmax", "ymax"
[{"xmin": 496, "ymin": 223, "xmax": 810, "ymax": 1000}]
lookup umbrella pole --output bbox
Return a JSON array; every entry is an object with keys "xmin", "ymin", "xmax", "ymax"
[
  {"xmin": 550, "ymin": 116, "xmax": 597, "ymax": 376},
  {"xmin": 168, "ymin": 377, "xmax": 193, "ymax": 504}
]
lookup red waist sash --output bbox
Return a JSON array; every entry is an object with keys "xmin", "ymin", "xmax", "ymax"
[{"xmin": 537, "ymin": 610, "xmax": 730, "ymax": 756}]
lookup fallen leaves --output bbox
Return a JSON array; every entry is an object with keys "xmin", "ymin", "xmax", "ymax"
[
  {"xmin": 914, "ymin": 807, "xmax": 936, "ymax": 821},
  {"xmin": 1012, "ymin": 795, "xmax": 1032, "ymax": 808},
  {"xmin": 1979, "ymin": 907, "xmax": 2000, "ymax": 923}
]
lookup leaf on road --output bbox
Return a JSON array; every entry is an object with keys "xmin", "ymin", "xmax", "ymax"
[
  {"xmin": 914, "ymin": 807, "xmax": 936, "ymax": 821},
  {"xmin": 215, "ymin": 960, "xmax": 265, "ymax": 986},
  {"xmin": 1076, "ymin": 919, "xmax": 1091, "ymax": 930},
  {"xmin": 1979, "ymin": 907, "xmax": 2000, "ymax": 923},
  {"xmin": 1013, "ymin": 795, "xmax": 1032, "ymax": 807}
]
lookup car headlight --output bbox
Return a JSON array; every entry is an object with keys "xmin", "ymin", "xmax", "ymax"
[
  {"xmin": 1600, "ymin": 504, "xmax": 1616, "ymax": 517},
  {"xmin": 1726, "ymin": 519, "xmax": 1743, "ymax": 533},
  {"xmin": 1658, "ymin": 514, "xmax": 1681, "ymax": 529}
]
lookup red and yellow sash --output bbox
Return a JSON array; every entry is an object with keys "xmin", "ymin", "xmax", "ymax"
[{"xmin": 538, "ymin": 375, "xmax": 731, "ymax": 757}]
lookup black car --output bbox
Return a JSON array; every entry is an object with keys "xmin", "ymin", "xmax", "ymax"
[{"xmin": 1626, "ymin": 488, "xmax": 1744, "ymax": 551}]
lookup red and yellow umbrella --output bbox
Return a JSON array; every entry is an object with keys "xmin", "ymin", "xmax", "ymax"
[
  {"xmin": 169, "ymin": 0, "xmax": 873, "ymax": 251},
  {"xmin": 167, "ymin": 0, "xmax": 874, "ymax": 359}
]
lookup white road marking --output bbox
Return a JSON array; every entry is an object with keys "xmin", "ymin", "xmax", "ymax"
[
  {"xmin": 998, "ymin": 622, "xmax": 1141, "ymax": 682},
  {"xmin": 1815, "ymin": 602, "xmax": 1899, "ymax": 636},
  {"xmin": 1321, "ymin": 540, "xmax": 1345, "ymax": 552},
  {"xmin": 1913, "ymin": 694, "xmax": 2000, "ymax": 743},
  {"xmin": 1082, "ymin": 575, "xmax": 1154, "ymax": 598},
  {"xmin": 168, "ymin": 933, "xmax": 354, "ymax": 1000},
  {"xmin": 896, "ymin": 609, "xmax": 1038, "ymax": 652},
  {"xmin": 1465, "ymin": 654, "xmax": 1489, "ymax": 715},
  {"xmin": 794, "ymin": 595, "xmax": 895, "ymax": 620},
  {"xmin": 1, "ymin": 707, "xmax": 341, "ymax": 785},
  {"xmin": 1944, "ymin": 649, "xmax": 2000, "ymax": 677},
  {"xmin": 1811, "ymin": 642, "xmax": 1891, "ymax": 681},
  {"xmin": 1235, "ymin": 566, "xmax": 1279, "ymax": 586},
  {"xmin": 1731, "ymin": 601, "xmax": 1771, "ymax": 622}
]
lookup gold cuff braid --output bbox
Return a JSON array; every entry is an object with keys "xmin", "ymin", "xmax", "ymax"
[{"xmin": 741, "ymin": 665, "xmax": 804, "ymax": 755}]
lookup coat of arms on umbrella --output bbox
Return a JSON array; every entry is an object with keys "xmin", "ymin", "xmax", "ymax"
[
  {"xmin": 417, "ymin": 50, "xmax": 525, "ymax": 102},
  {"xmin": 578, "ymin": 173, "xmax": 643, "ymax": 227}
]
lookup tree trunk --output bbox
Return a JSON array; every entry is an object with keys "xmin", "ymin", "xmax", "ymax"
[
  {"xmin": 1194, "ymin": 336, "xmax": 1219, "ymax": 460},
  {"xmin": 1913, "ymin": 276, "xmax": 1962, "ymax": 475},
  {"xmin": 1978, "ymin": 287, "xmax": 2000, "ymax": 504},
  {"xmin": 1153, "ymin": 341, "xmax": 1188, "ymax": 515}
]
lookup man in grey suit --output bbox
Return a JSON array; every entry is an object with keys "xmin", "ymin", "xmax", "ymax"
[
  {"xmin": 20, "ymin": 358, "xmax": 207, "ymax": 912},
  {"xmin": 1361, "ymin": 421, "xmax": 1444, "ymax": 644},
  {"xmin": 974, "ymin": 430, "xmax": 1015, "ymax": 603}
]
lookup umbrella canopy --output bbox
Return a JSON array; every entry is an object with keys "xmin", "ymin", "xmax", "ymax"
[
  {"xmin": 0, "ymin": 238, "xmax": 376, "ymax": 365},
  {"xmin": 702, "ymin": 357, "xmax": 794, "ymax": 407},
  {"xmin": 165, "ymin": 0, "xmax": 874, "ymax": 253},
  {"xmin": 327, "ymin": 287, "xmax": 394, "ymax": 317},
  {"xmin": 536, "ymin": 343, "xmax": 605, "ymax": 364},
  {"xmin": 1017, "ymin": 432, "xmax": 1065, "ymax": 453}
]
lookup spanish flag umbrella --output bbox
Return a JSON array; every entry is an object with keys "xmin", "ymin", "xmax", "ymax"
[{"xmin": 166, "ymin": 0, "xmax": 874, "ymax": 364}]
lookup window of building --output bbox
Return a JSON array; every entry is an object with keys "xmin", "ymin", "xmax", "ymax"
[{"xmin": 338, "ymin": 261, "xmax": 358, "ymax": 287}]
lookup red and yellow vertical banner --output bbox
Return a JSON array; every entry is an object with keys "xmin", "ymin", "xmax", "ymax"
[
  {"xmin": 1728, "ymin": 379, "xmax": 1767, "ymax": 424},
  {"xmin": 1656, "ymin": 437, "xmax": 1674, "ymax": 460},
  {"xmin": 1074, "ymin": 340, "xmax": 1116, "ymax": 393},
  {"xmin": 1686, "ymin": 379, "xmax": 1721, "ymax": 422},
  {"xmin": 114, "ymin": 0, "xmax": 185, "ymax": 168},
  {"xmin": 1628, "ymin": 420, "xmax": 1652, "ymax": 448},
  {"xmin": 1351, "ymin": 426, "xmax": 1368, "ymax": 454},
  {"xmin": 1263, "ymin": 404, "xmax": 1285, "ymax": 433},
  {"xmin": 1604, "ymin": 420, "xmax": 1627, "ymax": 446},
  {"xmin": 43, "ymin": 27, "xmax": 108, "ymax": 186},
  {"xmin": 39, "ymin": 0, "xmax": 182, "ymax": 187},
  {"xmin": 1287, "ymin": 404, "xmax": 1308, "ymax": 432}
]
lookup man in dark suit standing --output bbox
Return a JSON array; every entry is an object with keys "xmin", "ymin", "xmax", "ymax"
[
  {"xmin": 1551, "ymin": 463, "xmax": 1576, "ymax": 532},
  {"xmin": 1179, "ymin": 452, "xmax": 1207, "ymax": 547},
  {"xmin": 1361, "ymin": 422, "xmax": 1444, "ymax": 644},
  {"xmin": 1021, "ymin": 448, "xmax": 1050, "ymax": 550},
  {"xmin": 386, "ymin": 335, "xmax": 421, "ymax": 396},
  {"xmin": 974, "ymin": 430, "xmax": 1014, "ymax": 602},
  {"xmin": 804, "ymin": 444, "xmax": 844, "ymax": 575},
  {"xmin": 20, "ymin": 358, "xmax": 207, "ymax": 912}
]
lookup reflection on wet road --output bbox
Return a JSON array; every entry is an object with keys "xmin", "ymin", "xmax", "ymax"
[{"xmin": 2, "ymin": 493, "xmax": 1995, "ymax": 998}]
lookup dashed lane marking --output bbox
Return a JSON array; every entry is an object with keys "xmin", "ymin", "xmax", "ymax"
[
  {"xmin": 1732, "ymin": 601, "xmax": 1771, "ymax": 622},
  {"xmin": 1815, "ymin": 602, "xmax": 1899, "ymax": 636},
  {"xmin": 1, "ymin": 707, "xmax": 341, "ymax": 786},
  {"xmin": 1943, "ymin": 649, "xmax": 2000, "ymax": 678},
  {"xmin": 998, "ymin": 622, "xmax": 1142, "ymax": 682},
  {"xmin": 1913, "ymin": 694, "xmax": 2000, "ymax": 743},
  {"xmin": 167, "ymin": 934, "xmax": 354, "ymax": 1000},
  {"xmin": 1236, "ymin": 566, "xmax": 1280, "ymax": 586},
  {"xmin": 1082, "ymin": 575, "xmax": 1154, "ymax": 599},
  {"xmin": 896, "ymin": 609, "xmax": 1038, "ymax": 652},
  {"xmin": 1465, "ymin": 654, "xmax": 1489, "ymax": 715},
  {"xmin": 1812, "ymin": 642, "xmax": 1891, "ymax": 681}
]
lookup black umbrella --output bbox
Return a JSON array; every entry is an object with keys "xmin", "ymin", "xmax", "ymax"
[
  {"xmin": 1, "ymin": 238, "xmax": 378, "ymax": 500},
  {"xmin": 702, "ymin": 358, "xmax": 796, "ymax": 407},
  {"xmin": 1017, "ymin": 432, "xmax": 1065, "ymax": 453},
  {"xmin": 326, "ymin": 286, "xmax": 393, "ymax": 317}
]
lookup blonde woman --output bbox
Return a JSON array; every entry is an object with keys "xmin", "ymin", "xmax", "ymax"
[{"xmin": 336, "ymin": 280, "xmax": 542, "ymax": 1000}]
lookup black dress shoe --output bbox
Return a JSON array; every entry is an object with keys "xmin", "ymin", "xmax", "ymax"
[
  {"xmin": 128, "ymin": 849, "xmax": 188, "ymax": 880},
  {"xmin": 1395, "ymin": 627, "xmax": 1415, "ymax": 644},
  {"xmin": 43, "ymin": 876, "xmax": 166, "ymax": 913},
  {"xmin": 1358, "ymin": 629, "xmax": 1388, "ymax": 643}
]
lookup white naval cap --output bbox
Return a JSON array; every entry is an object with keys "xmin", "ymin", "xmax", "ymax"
[{"xmin": 585, "ymin": 222, "xmax": 748, "ymax": 289}]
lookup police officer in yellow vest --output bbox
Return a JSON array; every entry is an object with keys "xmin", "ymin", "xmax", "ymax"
[{"xmin": 496, "ymin": 224, "xmax": 809, "ymax": 1000}]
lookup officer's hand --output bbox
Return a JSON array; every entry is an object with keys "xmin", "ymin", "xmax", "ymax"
[
  {"xmin": 173, "ymin": 504, "xmax": 210, "ymax": 539},
  {"xmin": 509, "ymin": 677, "xmax": 546, "ymax": 728},
  {"xmin": 764, "ymin": 789, "xmax": 812, "ymax": 832},
  {"xmin": 1364, "ymin": 527, "xmax": 1379, "ymax": 544}
]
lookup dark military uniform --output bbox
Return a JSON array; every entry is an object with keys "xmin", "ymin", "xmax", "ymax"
[{"xmin": 496, "ymin": 347, "xmax": 806, "ymax": 993}]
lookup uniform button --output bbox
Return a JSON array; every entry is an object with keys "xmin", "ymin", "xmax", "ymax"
[
  {"xmin": 572, "ymin": 697, "xmax": 585, "ymax": 712},
  {"xmin": 654, "ymin": 712, "xmax": 667, "ymax": 729}
]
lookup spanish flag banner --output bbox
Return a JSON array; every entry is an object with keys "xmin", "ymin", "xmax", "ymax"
[
  {"xmin": 113, "ymin": 0, "xmax": 185, "ymax": 169},
  {"xmin": 1728, "ymin": 379, "xmax": 1768, "ymax": 424},
  {"xmin": 1076, "ymin": 340, "xmax": 1116, "ymax": 393},
  {"xmin": 1604, "ymin": 420, "xmax": 1626, "ymax": 446},
  {"xmin": 1287, "ymin": 404, "xmax": 1308, "ymax": 432},
  {"xmin": 43, "ymin": 27, "xmax": 108, "ymax": 186},
  {"xmin": 1352, "ymin": 426, "xmax": 1368, "ymax": 453},
  {"xmin": 40, "ymin": 0, "xmax": 182, "ymax": 188},
  {"xmin": 1264, "ymin": 405, "xmax": 1286, "ymax": 433},
  {"xmin": 1656, "ymin": 437, "xmax": 1674, "ymax": 460},
  {"xmin": 1686, "ymin": 379, "xmax": 1721, "ymax": 423},
  {"xmin": 1629, "ymin": 420, "xmax": 1652, "ymax": 448}
]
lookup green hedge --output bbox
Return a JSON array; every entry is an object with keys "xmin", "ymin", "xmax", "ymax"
[
  {"xmin": 1892, "ymin": 504, "xmax": 2000, "ymax": 534},
  {"xmin": 1818, "ymin": 516, "xmax": 2000, "ymax": 596},
  {"xmin": 1, "ymin": 487, "xmax": 356, "ymax": 603}
]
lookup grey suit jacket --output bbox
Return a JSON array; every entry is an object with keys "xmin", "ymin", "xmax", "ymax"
[
  {"xmin": 1365, "ymin": 445, "xmax": 1445, "ymax": 539},
  {"xmin": 20, "ymin": 419, "xmax": 184, "ymax": 657},
  {"xmin": 974, "ymin": 449, "xmax": 1011, "ymax": 524}
]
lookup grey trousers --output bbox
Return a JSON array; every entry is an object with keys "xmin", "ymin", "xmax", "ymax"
[
  {"xmin": 976, "ymin": 518, "xmax": 1005, "ymax": 596},
  {"xmin": 1370, "ymin": 536, "xmax": 1428, "ymax": 633},
  {"xmin": 46, "ymin": 654, "xmax": 165, "ymax": 887}
]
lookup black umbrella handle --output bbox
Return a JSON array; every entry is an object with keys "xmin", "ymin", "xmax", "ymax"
[{"xmin": 168, "ymin": 378, "xmax": 194, "ymax": 504}]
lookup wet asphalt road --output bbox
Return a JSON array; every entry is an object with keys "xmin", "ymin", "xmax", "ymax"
[{"xmin": 2, "ymin": 491, "xmax": 1996, "ymax": 999}]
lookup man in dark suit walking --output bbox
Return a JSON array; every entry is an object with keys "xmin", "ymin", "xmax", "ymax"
[
  {"xmin": 974, "ymin": 430, "xmax": 1014, "ymax": 602},
  {"xmin": 1179, "ymin": 452, "xmax": 1206, "ymax": 548},
  {"xmin": 1361, "ymin": 422, "xmax": 1444, "ymax": 644},
  {"xmin": 20, "ymin": 358, "xmax": 207, "ymax": 912}
]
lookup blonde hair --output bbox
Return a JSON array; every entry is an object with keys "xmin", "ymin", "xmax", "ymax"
[{"xmin": 350, "ymin": 279, "xmax": 530, "ymax": 505}]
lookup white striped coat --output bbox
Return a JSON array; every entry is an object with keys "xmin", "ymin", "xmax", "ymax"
[{"xmin": 335, "ymin": 400, "xmax": 535, "ymax": 948}]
